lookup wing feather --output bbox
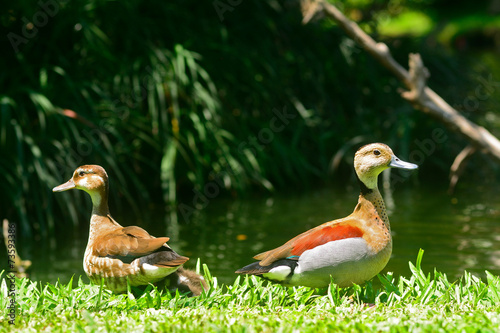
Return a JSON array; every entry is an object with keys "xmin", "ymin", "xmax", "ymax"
[
  {"xmin": 94, "ymin": 225, "xmax": 170, "ymax": 257},
  {"xmin": 254, "ymin": 220, "xmax": 363, "ymax": 266}
]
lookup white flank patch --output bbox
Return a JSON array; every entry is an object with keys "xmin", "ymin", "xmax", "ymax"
[
  {"xmin": 179, "ymin": 275, "xmax": 189, "ymax": 284},
  {"xmin": 263, "ymin": 266, "xmax": 291, "ymax": 281}
]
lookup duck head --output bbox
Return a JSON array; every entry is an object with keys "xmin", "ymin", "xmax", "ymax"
[
  {"xmin": 354, "ymin": 143, "xmax": 418, "ymax": 191},
  {"xmin": 53, "ymin": 165, "xmax": 109, "ymax": 211}
]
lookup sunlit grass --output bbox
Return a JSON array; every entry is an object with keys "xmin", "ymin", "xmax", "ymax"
[{"xmin": 1, "ymin": 250, "xmax": 500, "ymax": 332}]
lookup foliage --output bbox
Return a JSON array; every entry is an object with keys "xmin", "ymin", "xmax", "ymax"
[
  {"xmin": 0, "ymin": 0, "xmax": 498, "ymax": 238},
  {"xmin": 1, "ymin": 251, "xmax": 500, "ymax": 332}
]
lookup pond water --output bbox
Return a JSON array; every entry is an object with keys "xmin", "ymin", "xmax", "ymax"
[{"xmin": 9, "ymin": 178, "xmax": 500, "ymax": 287}]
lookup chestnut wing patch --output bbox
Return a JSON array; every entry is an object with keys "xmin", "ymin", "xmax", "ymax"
[
  {"xmin": 290, "ymin": 225, "xmax": 363, "ymax": 257},
  {"xmin": 255, "ymin": 223, "xmax": 364, "ymax": 266}
]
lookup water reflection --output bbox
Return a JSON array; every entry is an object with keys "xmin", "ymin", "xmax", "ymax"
[{"xmin": 6, "ymin": 182, "xmax": 500, "ymax": 286}]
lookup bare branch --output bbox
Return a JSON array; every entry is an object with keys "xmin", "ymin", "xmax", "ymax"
[
  {"xmin": 318, "ymin": 2, "xmax": 410, "ymax": 85},
  {"xmin": 401, "ymin": 53, "xmax": 429, "ymax": 103},
  {"xmin": 301, "ymin": 0, "xmax": 323, "ymax": 24},
  {"xmin": 448, "ymin": 145, "xmax": 477, "ymax": 194},
  {"xmin": 307, "ymin": 1, "xmax": 500, "ymax": 162}
]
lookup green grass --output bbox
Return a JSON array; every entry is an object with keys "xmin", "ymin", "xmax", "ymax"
[{"xmin": 1, "ymin": 250, "xmax": 500, "ymax": 332}]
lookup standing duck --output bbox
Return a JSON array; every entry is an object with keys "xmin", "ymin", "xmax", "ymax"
[
  {"xmin": 53, "ymin": 165, "xmax": 207, "ymax": 295},
  {"xmin": 235, "ymin": 143, "xmax": 417, "ymax": 288}
]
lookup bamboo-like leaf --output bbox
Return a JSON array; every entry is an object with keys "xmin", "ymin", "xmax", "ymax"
[{"xmin": 161, "ymin": 140, "xmax": 178, "ymax": 204}]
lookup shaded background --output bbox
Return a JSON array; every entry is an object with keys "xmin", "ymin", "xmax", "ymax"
[{"xmin": 1, "ymin": 0, "xmax": 500, "ymax": 285}]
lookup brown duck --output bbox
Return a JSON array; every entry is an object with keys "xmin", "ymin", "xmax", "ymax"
[{"xmin": 53, "ymin": 165, "xmax": 207, "ymax": 295}]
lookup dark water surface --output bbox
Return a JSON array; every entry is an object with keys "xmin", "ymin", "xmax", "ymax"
[{"xmin": 9, "ymin": 181, "xmax": 500, "ymax": 287}]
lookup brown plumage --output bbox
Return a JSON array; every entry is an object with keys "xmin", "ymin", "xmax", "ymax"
[
  {"xmin": 53, "ymin": 165, "xmax": 206, "ymax": 294},
  {"xmin": 158, "ymin": 267, "xmax": 209, "ymax": 296}
]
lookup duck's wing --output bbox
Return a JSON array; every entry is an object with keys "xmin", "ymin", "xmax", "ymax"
[
  {"xmin": 252, "ymin": 219, "xmax": 364, "ymax": 267},
  {"xmin": 94, "ymin": 225, "xmax": 189, "ymax": 267},
  {"xmin": 93, "ymin": 225, "xmax": 170, "ymax": 257}
]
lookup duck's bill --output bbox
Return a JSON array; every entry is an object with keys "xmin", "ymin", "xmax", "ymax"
[
  {"xmin": 389, "ymin": 156, "xmax": 418, "ymax": 170},
  {"xmin": 52, "ymin": 179, "xmax": 76, "ymax": 192}
]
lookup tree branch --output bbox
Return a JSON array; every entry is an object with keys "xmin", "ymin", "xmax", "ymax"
[
  {"xmin": 303, "ymin": 0, "xmax": 500, "ymax": 163},
  {"xmin": 448, "ymin": 145, "xmax": 477, "ymax": 194}
]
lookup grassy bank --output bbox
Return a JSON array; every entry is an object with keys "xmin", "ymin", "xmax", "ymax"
[{"xmin": 1, "ymin": 251, "xmax": 499, "ymax": 332}]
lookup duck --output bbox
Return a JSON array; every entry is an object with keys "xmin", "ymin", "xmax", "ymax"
[
  {"xmin": 53, "ymin": 165, "xmax": 207, "ymax": 295},
  {"xmin": 235, "ymin": 143, "xmax": 418, "ymax": 288}
]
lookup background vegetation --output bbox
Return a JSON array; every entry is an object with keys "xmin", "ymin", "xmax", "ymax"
[{"xmin": 1, "ymin": 0, "xmax": 500, "ymax": 239}]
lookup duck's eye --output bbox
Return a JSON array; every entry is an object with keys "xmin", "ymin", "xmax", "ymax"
[
  {"xmin": 373, "ymin": 150, "xmax": 381, "ymax": 156},
  {"xmin": 78, "ymin": 171, "xmax": 85, "ymax": 177}
]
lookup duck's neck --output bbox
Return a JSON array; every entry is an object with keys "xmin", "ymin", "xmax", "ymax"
[
  {"xmin": 358, "ymin": 181, "xmax": 390, "ymax": 230},
  {"xmin": 87, "ymin": 187, "xmax": 110, "ymax": 217},
  {"xmin": 86, "ymin": 187, "xmax": 120, "ymax": 247},
  {"xmin": 363, "ymin": 187, "xmax": 389, "ymax": 228}
]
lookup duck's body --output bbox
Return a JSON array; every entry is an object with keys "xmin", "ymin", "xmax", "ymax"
[
  {"xmin": 82, "ymin": 212, "xmax": 187, "ymax": 293},
  {"xmin": 236, "ymin": 143, "xmax": 417, "ymax": 288},
  {"xmin": 53, "ymin": 165, "xmax": 206, "ymax": 295}
]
